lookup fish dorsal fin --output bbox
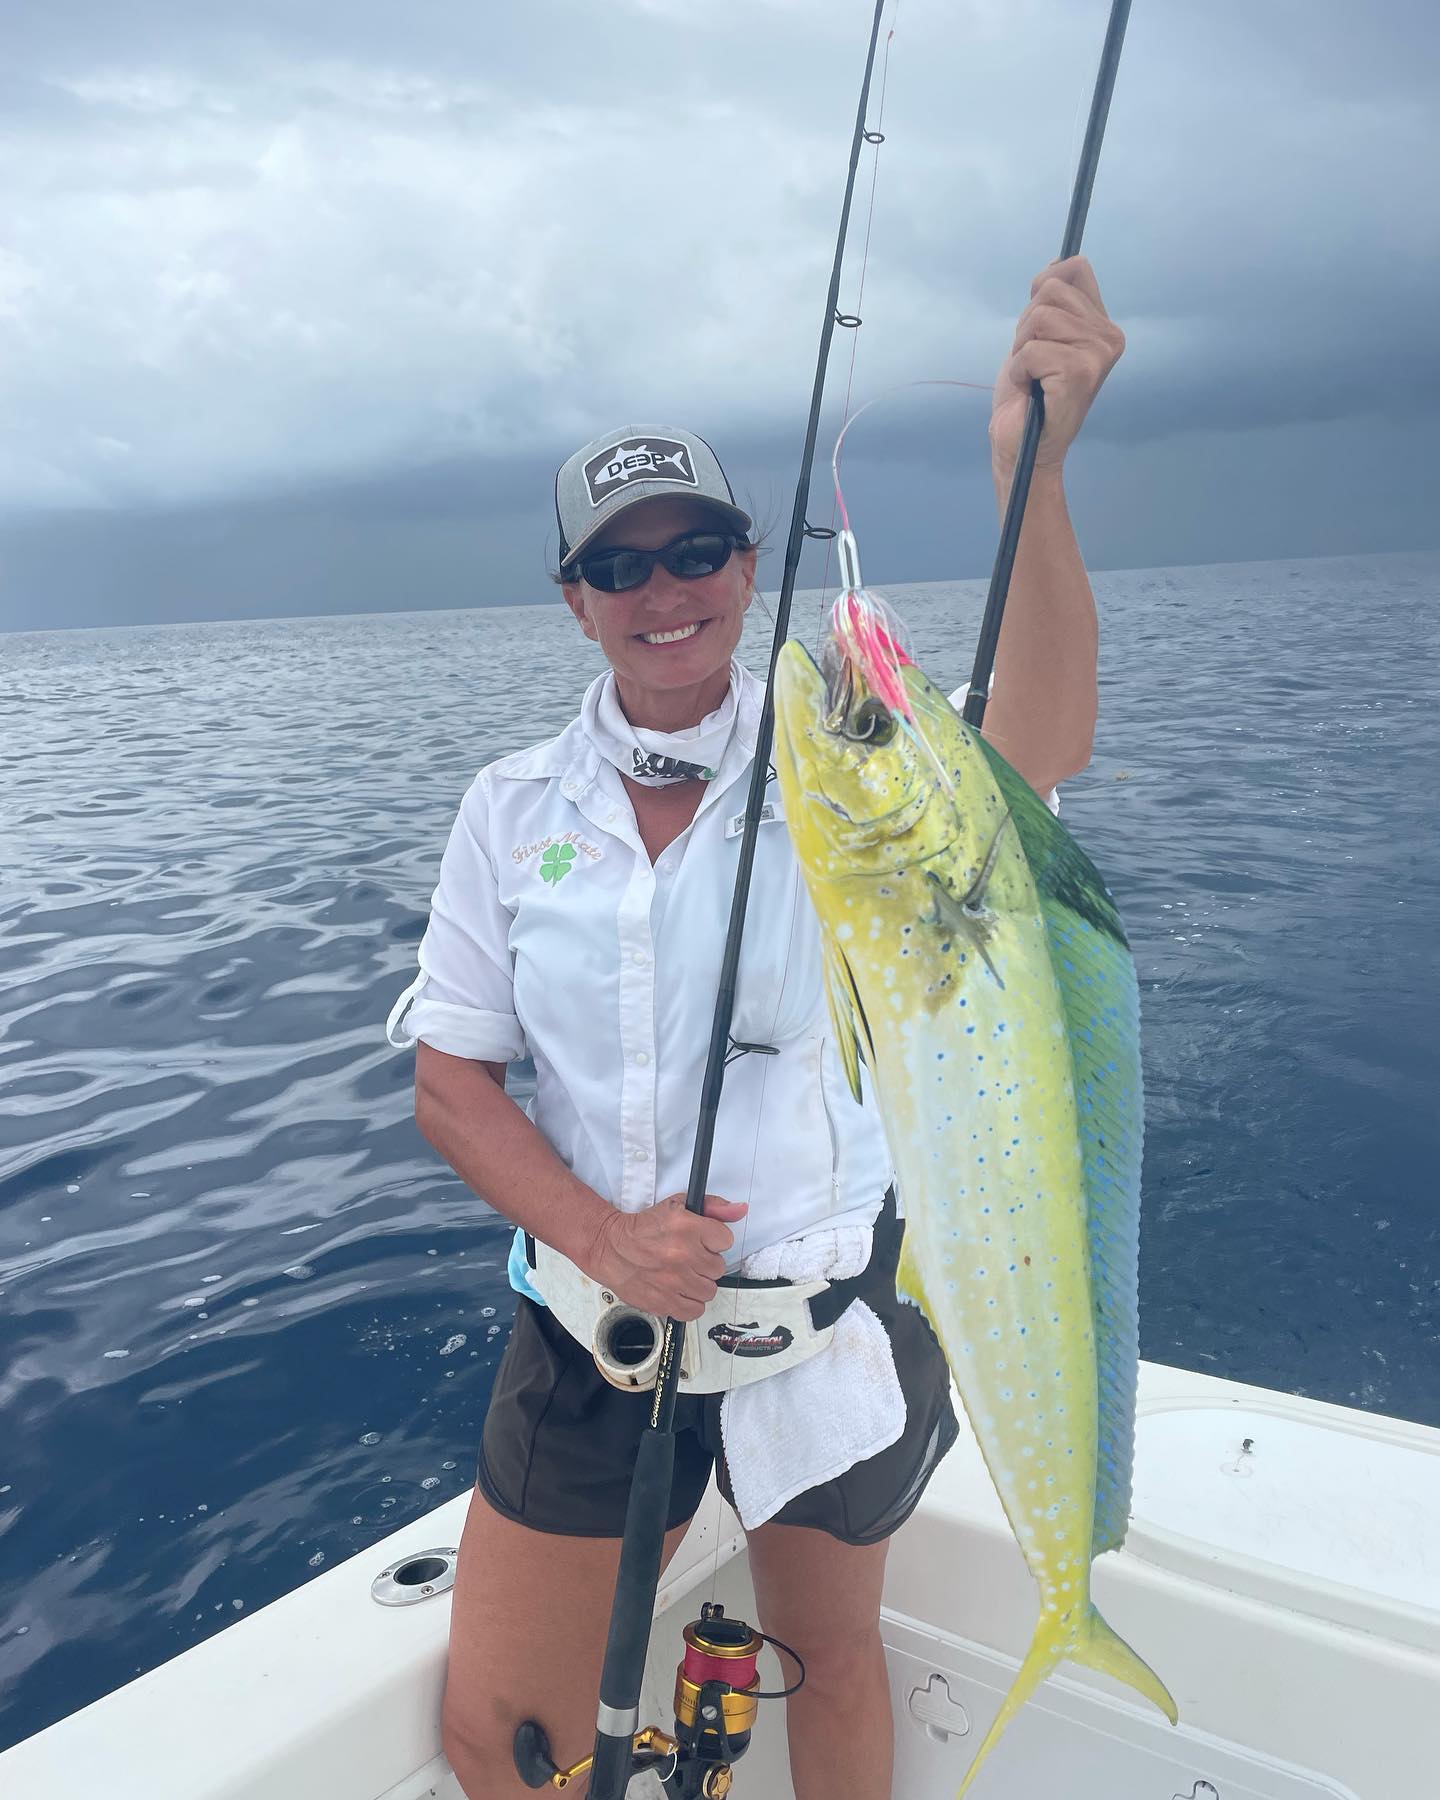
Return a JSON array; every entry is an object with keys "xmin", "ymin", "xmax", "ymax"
[
  {"xmin": 970, "ymin": 729, "xmax": 1143, "ymax": 1558},
  {"xmin": 821, "ymin": 934, "xmax": 872, "ymax": 1106}
]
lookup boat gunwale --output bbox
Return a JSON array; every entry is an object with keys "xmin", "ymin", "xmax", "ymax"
[{"xmin": 1126, "ymin": 1391, "xmax": 1440, "ymax": 1654}]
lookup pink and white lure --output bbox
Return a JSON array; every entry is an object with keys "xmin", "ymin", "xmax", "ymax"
[{"xmin": 819, "ymin": 381, "xmax": 986, "ymax": 794}]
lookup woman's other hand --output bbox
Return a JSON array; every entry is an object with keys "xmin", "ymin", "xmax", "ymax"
[
  {"xmin": 990, "ymin": 255, "xmax": 1125, "ymax": 475},
  {"xmin": 586, "ymin": 1192, "xmax": 749, "ymax": 1322}
]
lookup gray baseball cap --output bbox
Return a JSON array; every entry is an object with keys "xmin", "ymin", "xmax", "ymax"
[{"xmin": 555, "ymin": 423, "xmax": 753, "ymax": 570}]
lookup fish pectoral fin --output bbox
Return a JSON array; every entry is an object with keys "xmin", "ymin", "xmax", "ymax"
[
  {"xmin": 923, "ymin": 868, "xmax": 1006, "ymax": 992},
  {"xmin": 923, "ymin": 869, "xmax": 970, "ymax": 934},
  {"xmin": 925, "ymin": 809, "xmax": 1013, "ymax": 917},
  {"xmin": 822, "ymin": 936, "xmax": 871, "ymax": 1105},
  {"xmin": 961, "ymin": 808, "xmax": 1014, "ymax": 910}
]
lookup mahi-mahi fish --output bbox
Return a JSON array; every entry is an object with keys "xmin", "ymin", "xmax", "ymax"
[{"xmin": 774, "ymin": 630, "xmax": 1177, "ymax": 1794}]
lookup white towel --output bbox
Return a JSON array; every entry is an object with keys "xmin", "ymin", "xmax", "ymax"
[{"xmin": 719, "ymin": 1225, "xmax": 907, "ymax": 1529}]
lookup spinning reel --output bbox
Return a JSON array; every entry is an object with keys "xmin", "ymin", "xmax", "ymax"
[{"xmin": 514, "ymin": 1602, "xmax": 803, "ymax": 1797}]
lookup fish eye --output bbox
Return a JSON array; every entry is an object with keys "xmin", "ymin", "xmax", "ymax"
[{"xmin": 847, "ymin": 698, "xmax": 896, "ymax": 745}]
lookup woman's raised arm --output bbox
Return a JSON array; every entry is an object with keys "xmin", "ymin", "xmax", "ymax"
[{"xmin": 976, "ymin": 254, "xmax": 1124, "ymax": 795}]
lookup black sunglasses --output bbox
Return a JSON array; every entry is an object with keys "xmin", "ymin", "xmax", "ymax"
[{"xmin": 565, "ymin": 529, "xmax": 748, "ymax": 595}]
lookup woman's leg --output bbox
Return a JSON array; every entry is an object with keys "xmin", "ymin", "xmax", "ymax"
[
  {"xmin": 442, "ymin": 1485, "xmax": 692, "ymax": 1800},
  {"xmin": 746, "ymin": 1522, "xmax": 893, "ymax": 1800}
]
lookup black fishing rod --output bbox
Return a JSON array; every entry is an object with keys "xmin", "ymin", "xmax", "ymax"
[
  {"xmin": 568, "ymin": 6, "xmax": 891, "ymax": 1798},
  {"xmin": 960, "ymin": 0, "xmax": 1133, "ymax": 729},
  {"xmin": 513, "ymin": 1, "xmax": 1135, "ymax": 1790}
]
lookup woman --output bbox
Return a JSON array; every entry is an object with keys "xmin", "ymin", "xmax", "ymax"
[{"xmin": 386, "ymin": 256, "xmax": 1124, "ymax": 1799}]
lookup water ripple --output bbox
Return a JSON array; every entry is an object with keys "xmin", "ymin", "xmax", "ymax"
[{"xmin": 1, "ymin": 555, "xmax": 1437, "ymax": 1749}]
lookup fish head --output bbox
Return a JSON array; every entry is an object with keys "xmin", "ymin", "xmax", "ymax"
[{"xmin": 775, "ymin": 638, "xmax": 957, "ymax": 880}]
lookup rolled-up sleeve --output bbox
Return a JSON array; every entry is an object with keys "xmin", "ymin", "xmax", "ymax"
[{"xmin": 384, "ymin": 773, "xmax": 528, "ymax": 1063}]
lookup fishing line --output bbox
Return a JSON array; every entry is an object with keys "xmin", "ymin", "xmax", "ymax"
[
  {"xmin": 819, "ymin": 0, "xmax": 1130, "ymax": 668},
  {"xmin": 807, "ymin": 365, "xmax": 1003, "ymax": 711},
  {"xmin": 579, "ymin": 7, "xmax": 896, "ymax": 1796},
  {"xmin": 819, "ymin": 378, "xmax": 988, "ymax": 799},
  {"xmin": 830, "ymin": 377, "xmax": 991, "ymax": 537},
  {"xmin": 816, "ymin": 0, "xmax": 901, "ymax": 605},
  {"xmin": 707, "ymin": 4, "xmax": 898, "ymax": 1533},
  {"xmin": 567, "ymin": 5, "xmax": 1135, "ymax": 1793},
  {"xmin": 697, "ymin": 884, "xmax": 798, "ymax": 1617},
  {"xmin": 822, "ymin": 0, "xmax": 1135, "ymax": 820}
]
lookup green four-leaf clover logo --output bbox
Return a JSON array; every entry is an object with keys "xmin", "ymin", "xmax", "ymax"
[{"xmin": 540, "ymin": 842, "xmax": 577, "ymax": 885}]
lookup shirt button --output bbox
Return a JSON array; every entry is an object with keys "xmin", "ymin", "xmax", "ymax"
[
  {"xmin": 632, "ymin": 950, "xmax": 648, "ymax": 967},
  {"xmin": 632, "ymin": 1144, "xmax": 649, "ymax": 1160},
  {"xmin": 635, "ymin": 1051, "xmax": 650, "ymax": 1066}
]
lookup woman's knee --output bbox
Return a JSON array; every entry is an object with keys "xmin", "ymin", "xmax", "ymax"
[
  {"xmin": 439, "ymin": 1490, "xmax": 691, "ymax": 1796},
  {"xmin": 441, "ymin": 1494, "xmax": 588, "ymax": 1795},
  {"xmin": 791, "ymin": 1619, "xmax": 887, "ymax": 1700},
  {"xmin": 441, "ymin": 1675, "xmax": 522, "ymax": 1797}
]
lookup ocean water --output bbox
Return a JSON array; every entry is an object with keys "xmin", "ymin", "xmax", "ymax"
[{"xmin": 1, "ymin": 551, "xmax": 1437, "ymax": 1751}]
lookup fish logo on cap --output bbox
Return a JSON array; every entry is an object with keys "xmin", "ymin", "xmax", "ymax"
[{"xmin": 584, "ymin": 436, "xmax": 698, "ymax": 507}]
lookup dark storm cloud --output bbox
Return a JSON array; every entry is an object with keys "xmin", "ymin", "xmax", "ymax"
[{"xmin": 0, "ymin": 0, "xmax": 1436, "ymax": 628}]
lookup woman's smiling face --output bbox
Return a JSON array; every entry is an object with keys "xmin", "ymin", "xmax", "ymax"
[{"xmin": 561, "ymin": 495, "xmax": 756, "ymax": 729}]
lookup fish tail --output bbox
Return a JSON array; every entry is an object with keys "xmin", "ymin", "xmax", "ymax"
[
  {"xmin": 955, "ymin": 1605, "xmax": 1176, "ymax": 1797},
  {"xmin": 1069, "ymin": 1602, "xmax": 1178, "ymax": 1723},
  {"xmin": 954, "ymin": 1612, "xmax": 1068, "ymax": 1797}
]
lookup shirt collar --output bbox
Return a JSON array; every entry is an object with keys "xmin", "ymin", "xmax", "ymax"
[{"xmin": 494, "ymin": 661, "xmax": 766, "ymax": 795}]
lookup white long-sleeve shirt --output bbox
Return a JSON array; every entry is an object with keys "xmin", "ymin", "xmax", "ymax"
[
  {"xmin": 385, "ymin": 663, "xmax": 1059, "ymax": 1300},
  {"xmin": 385, "ymin": 666, "xmax": 894, "ymax": 1291}
]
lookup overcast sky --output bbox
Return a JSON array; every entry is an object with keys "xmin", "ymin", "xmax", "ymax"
[{"xmin": 2, "ymin": 0, "xmax": 1437, "ymax": 631}]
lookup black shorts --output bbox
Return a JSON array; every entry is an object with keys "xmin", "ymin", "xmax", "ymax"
[{"xmin": 476, "ymin": 1210, "xmax": 959, "ymax": 1545}]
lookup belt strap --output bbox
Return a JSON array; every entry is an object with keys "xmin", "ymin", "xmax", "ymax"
[{"xmin": 523, "ymin": 1185, "xmax": 898, "ymax": 1332}]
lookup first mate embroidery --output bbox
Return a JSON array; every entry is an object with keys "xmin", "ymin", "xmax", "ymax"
[{"xmin": 512, "ymin": 830, "xmax": 603, "ymax": 876}]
